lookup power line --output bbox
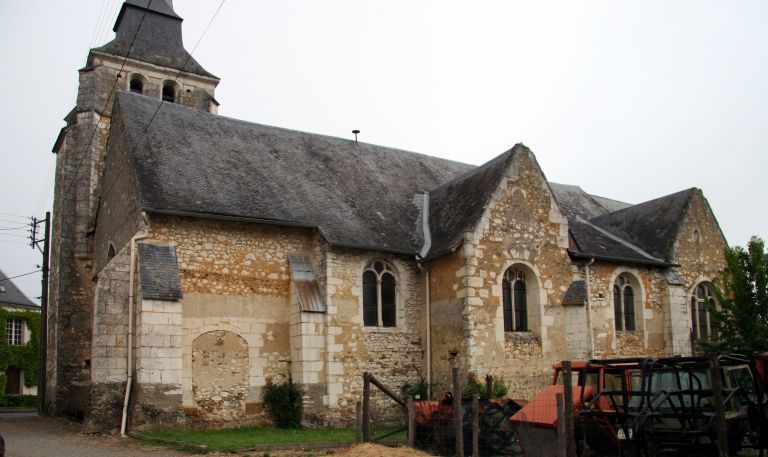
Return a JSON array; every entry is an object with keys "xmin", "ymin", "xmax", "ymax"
[
  {"xmin": 0, "ymin": 211, "xmax": 28, "ymax": 219},
  {"xmin": 0, "ymin": 233, "xmax": 29, "ymax": 239},
  {"xmin": 0, "ymin": 240, "xmax": 29, "ymax": 246},
  {"xmin": 0, "ymin": 270, "xmax": 42, "ymax": 281},
  {"xmin": 89, "ymin": 0, "xmax": 110, "ymax": 48},
  {"xmin": 0, "ymin": 225, "xmax": 28, "ymax": 231},
  {"xmin": 98, "ymin": 1, "xmax": 227, "ymax": 245},
  {"xmin": 53, "ymin": 2, "xmax": 155, "ymax": 225}
]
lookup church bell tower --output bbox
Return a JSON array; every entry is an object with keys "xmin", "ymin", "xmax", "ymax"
[{"xmin": 48, "ymin": 0, "xmax": 218, "ymax": 419}]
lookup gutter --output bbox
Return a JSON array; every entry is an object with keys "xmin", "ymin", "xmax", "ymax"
[
  {"xmin": 567, "ymin": 250, "xmax": 677, "ymax": 268},
  {"xmin": 416, "ymin": 191, "xmax": 432, "ymax": 399},
  {"xmin": 121, "ymin": 213, "xmax": 150, "ymax": 437}
]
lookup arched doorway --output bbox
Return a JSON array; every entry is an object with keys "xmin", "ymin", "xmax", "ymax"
[{"xmin": 191, "ymin": 330, "xmax": 249, "ymax": 420}]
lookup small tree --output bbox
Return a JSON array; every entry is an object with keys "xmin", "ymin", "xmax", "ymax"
[{"xmin": 703, "ymin": 237, "xmax": 768, "ymax": 355}]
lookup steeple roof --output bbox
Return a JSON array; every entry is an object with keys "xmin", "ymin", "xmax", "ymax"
[{"xmin": 92, "ymin": 0, "xmax": 217, "ymax": 79}]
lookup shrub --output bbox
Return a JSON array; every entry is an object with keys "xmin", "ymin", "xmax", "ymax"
[
  {"xmin": 262, "ymin": 378, "xmax": 303, "ymax": 428},
  {"xmin": 0, "ymin": 394, "xmax": 38, "ymax": 408},
  {"xmin": 462, "ymin": 374, "xmax": 508, "ymax": 399},
  {"xmin": 400, "ymin": 378, "xmax": 434, "ymax": 400}
]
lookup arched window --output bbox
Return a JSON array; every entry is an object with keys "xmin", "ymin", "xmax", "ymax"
[
  {"xmin": 502, "ymin": 268, "xmax": 527, "ymax": 331},
  {"xmin": 614, "ymin": 274, "xmax": 636, "ymax": 331},
  {"xmin": 162, "ymin": 82, "xmax": 176, "ymax": 102},
  {"xmin": 363, "ymin": 260, "xmax": 396, "ymax": 327},
  {"xmin": 129, "ymin": 76, "xmax": 144, "ymax": 94},
  {"xmin": 691, "ymin": 283, "xmax": 717, "ymax": 343},
  {"xmin": 107, "ymin": 242, "xmax": 116, "ymax": 260}
]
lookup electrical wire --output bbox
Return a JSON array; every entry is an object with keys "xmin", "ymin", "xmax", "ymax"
[
  {"xmin": 0, "ymin": 225, "xmax": 28, "ymax": 231},
  {"xmin": 52, "ymin": 1, "xmax": 155, "ymax": 225},
  {"xmin": 97, "ymin": 0, "xmax": 227, "ymax": 245},
  {"xmin": 0, "ymin": 270, "xmax": 42, "ymax": 281}
]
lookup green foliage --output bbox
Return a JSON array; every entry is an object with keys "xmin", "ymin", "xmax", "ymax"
[
  {"xmin": 262, "ymin": 378, "xmax": 303, "ymax": 428},
  {"xmin": 0, "ymin": 309, "xmax": 41, "ymax": 403},
  {"xmin": 0, "ymin": 394, "xmax": 38, "ymax": 407},
  {"xmin": 703, "ymin": 237, "xmax": 768, "ymax": 355},
  {"xmin": 400, "ymin": 378, "xmax": 434, "ymax": 400},
  {"xmin": 462, "ymin": 373, "xmax": 509, "ymax": 399}
]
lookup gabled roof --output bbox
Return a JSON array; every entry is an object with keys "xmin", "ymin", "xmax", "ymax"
[
  {"xmin": 115, "ymin": 91, "xmax": 472, "ymax": 254},
  {"xmin": 590, "ymin": 188, "xmax": 696, "ymax": 261},
  {"xmin": 0, "ymin": 268, "xmax": 38, "ymax": 308},
  {"xmin": 93, "ymin": 0, "xmax": 216, "ymax": 79},
  {"xmin": 425, "ymin": 147, "xmax": 518, "ymax": 259},
  {"xmin": 550, "ymin": 183, "xmax": 675, "ymax": 266}
]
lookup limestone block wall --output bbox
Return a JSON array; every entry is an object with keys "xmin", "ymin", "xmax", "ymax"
[
  {"xmin": 136, "ymin": 299, "xmax": 183, "ymax": 386},
  {"xmin": 91, "ymin": 243, "xmax": 131, "ymax": 384},
  {"xmin": 668, "ymin": 190, "xmax": 727, "ymax": 354},
  {"xmin": 586, "ymin": 264, "xmax": 668, "ymax": 359},
  {"xmin": 460, "ymin": 149, "xmax": 572, "ymax": 399},
  {"xmin": 319, "ymin": 249, "xmax": 424, "ymax": 425}
]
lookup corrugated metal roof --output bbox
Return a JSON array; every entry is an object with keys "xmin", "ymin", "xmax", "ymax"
[{"xmin": 288, "ymin": 254, "xmax": 326, "ymax": 313}]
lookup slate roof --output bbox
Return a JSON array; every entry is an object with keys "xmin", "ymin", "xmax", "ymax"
[
  {"xmin": 93, "ymin": 0, "xmax": 216, "ymax": 78},
  {"xmin": 562, "ymin": 281, "xmax": 586, "ymax": 306},
  {"xmin": 111, "ymin": 92, "xmax": 700, "ymax": 266},
  {"xmin": 116, "ymin": 91, "xmax": 472, "ymax": 255},
  {"xmin": 426, "ymin": 147, "xmax": 517, "ymax": 259},
  {"xmin": 138, "ymin": 243, "xmax": 182, "ymax": 300},
  {"xmin": 549, "ymin": 183, "xmax": 675, "ymax": 266},
  {"xmin": 590, "ymin": 189, "xmax": 696, "ymax": 261},
  {"xmin": 0, "ymin": 268, "xmax": 38, "ymax": 308}
]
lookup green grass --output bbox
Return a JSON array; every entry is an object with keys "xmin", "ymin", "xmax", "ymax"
[{"xmin": 143, "ymin": 426, "xmax": 405, "ymax": 453}]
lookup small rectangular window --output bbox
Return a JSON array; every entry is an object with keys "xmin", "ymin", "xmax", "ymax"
[{"xmin": 6, "ymin": 318, "xmax": 23, "ymax": 346}]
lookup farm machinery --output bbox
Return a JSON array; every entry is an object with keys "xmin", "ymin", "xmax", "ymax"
[{"xmin": 410, "ymin": 354, "xmax": 768, "ymax": 456}]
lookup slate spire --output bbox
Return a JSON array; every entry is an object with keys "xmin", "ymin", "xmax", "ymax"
[{"xmin": 93, "ymin": 0, "xmax": 216, "ymax": 78}]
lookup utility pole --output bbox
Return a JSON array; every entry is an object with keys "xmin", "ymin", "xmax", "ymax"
[{"xmin": 29, "ymin": 212, "xmax": 50, "ymax": 414}]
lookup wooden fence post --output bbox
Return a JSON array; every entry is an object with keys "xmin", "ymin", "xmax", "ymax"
[
  {"xmin": 407, "ymin": 395, "xmax": 415, "ymax": 447},
  {"xmin": 355, "ymin": 400, "xmax": 362, "ymax": 443},
  {"xmin": 562, "ymin": 361, "xmax": 576, "ymax": 457},
  {"xmin": 556, "ymin": 393, "xmax": 566, "ymax": 457},
  {"xmin": 710, "ymin": 355, "xmax": 729, "ymax": 457},
  {"xmin": 472, "ymin": 394, "xmax": 479, "ymax": 457},
  {"xmin": 363, "ymin": 372, "xmax": 371, "ymax": 442},
  {"xmin": 453, "ymin": 367, "xmax": 464, "ymax": 457}
]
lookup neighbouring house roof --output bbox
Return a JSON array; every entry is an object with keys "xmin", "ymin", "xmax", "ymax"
[
  {"xmin": 110, "ymin": 91, "xmax": 705, "ymax": 266},
  {"xmin": 0, "ymin": 268, "xmax": 38, "ymax": 308},
  {"xmin": 93, "ymin": 0, "xmax": 216, "ymax": 79},
  {"xmin": 138, "ymin": 243, "xmax": 182, "ymax": 301}
]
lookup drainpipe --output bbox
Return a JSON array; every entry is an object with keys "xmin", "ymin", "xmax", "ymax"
[
  {"xmin": 416, "ymin": 262, "xmax": 432, "ymax": 400},
  {"xmin": 416, "ymin": 191, "xmax": 432, "ymax": 399},
  {"xmin": 584, "ymin": 258, "xmax": 595, "ymax": 359},
  {"xmin": 121, "ymin": 214, "xmax": 150, "ymax": 436}
]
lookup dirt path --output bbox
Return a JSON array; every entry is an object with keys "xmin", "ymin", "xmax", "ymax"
[{"xmin": 0, "ymin": 415, "xmax": 185, "ymax": 457}]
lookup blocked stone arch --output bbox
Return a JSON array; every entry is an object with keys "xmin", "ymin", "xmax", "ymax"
[
  {"xmin": 494, "ymin": 260, "xmax": 545, "ymax": 341},
  {"xmin": 191, "ymin": 330, "xmax": 249, "ymax": 420}
]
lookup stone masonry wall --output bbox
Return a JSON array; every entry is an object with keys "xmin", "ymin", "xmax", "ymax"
[
  {"xmin": 319, "ymin": 249, "xmax": 424, "ymax": 426},
  {"xmin": 668, "ymin": 190, "xmax": 727, "ymax": 354},
  {"xmin": 461, "ymin": 148, "xmax": 572, "ymax": 399},
  {"xmin": 85, "ymin": 241, "xmax": 131, "ymax": 431},
  {"xmin": 148, "ymin": 215, "xmax": 307, "ymax": 425}
]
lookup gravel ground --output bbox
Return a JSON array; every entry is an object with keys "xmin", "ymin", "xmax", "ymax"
[{"xmin": 0, "ymin": 415, "xmax": 185, "ymax": 457}]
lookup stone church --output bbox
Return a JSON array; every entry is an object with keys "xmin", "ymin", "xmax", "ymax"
[{"xmin": 48, "ymin": 0, "xmax": 727, "ymax": 431}]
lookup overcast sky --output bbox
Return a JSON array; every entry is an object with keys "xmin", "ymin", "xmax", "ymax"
[{"xmin": 1, "ymin": 1, "xmax": 766, "ymax": 303}]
